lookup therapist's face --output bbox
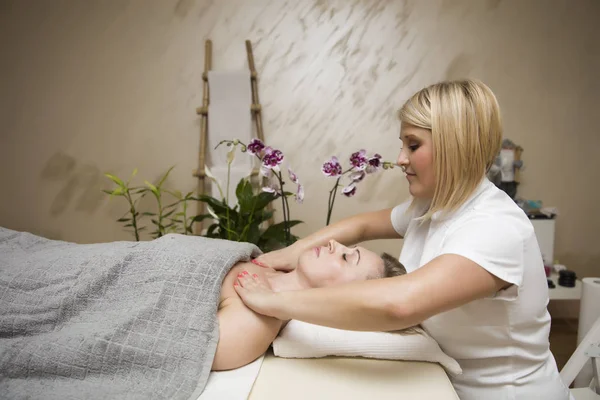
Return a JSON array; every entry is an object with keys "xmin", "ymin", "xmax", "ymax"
[
  {"xmin": 397, "ymin": 124, "xmax": 435, "ymax": 199},
  {"xmin": 296, "ymin": 240, "xmax": 384, "ymax": 288}
]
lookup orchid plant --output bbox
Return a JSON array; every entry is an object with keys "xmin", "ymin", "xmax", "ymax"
[
  {"xmin": 216, "ymin": 138, "xmax": 304, "ymax": 246},
  {"xmin": 322, "ymin": 150, "xmax": 396, "ymax": 225}
]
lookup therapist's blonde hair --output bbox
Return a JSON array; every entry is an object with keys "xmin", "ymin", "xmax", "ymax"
[{"xmin": 398, "ymin": 79, "xmax": 502, "ymax": 220}]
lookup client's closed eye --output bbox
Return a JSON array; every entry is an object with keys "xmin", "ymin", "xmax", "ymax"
[
  {"xmin": 342, "ymin": 252, "xmax": 359, "ymax": 265},
  {"xmin": 349, "ymin": 247, "xmax": 361, "ymax": 265}
]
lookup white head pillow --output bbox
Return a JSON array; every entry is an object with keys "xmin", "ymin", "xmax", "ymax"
[{"xmin": 272, "ymin": 320, "xmax": 462, "ymax": 376}]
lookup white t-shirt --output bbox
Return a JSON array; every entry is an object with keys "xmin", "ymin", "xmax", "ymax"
[{"xmin": 391, "ymin": 178, "xmax": 571, "ymax": 400}]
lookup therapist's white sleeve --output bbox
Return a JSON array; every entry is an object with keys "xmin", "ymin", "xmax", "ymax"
[{"xmin": 439, "ymin": 215, "xmax": 524, "ymax": 287}]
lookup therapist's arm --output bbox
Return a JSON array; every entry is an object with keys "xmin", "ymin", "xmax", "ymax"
[
  {"xmin": 236, "ymin": 254, "xmax": 510, "ymax": 332},
  {"xmin": 255, "ymin": 208, "xmax": 401, "ymax": 271}
]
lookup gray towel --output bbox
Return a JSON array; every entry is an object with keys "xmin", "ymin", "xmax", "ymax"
[{"xmin": 0, "ymin": 227, "xmax": 260, "ymax": 399}]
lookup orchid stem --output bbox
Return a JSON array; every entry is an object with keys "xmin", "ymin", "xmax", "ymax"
[
  {"xmin": 283, "ymin": 183, "xmax": 292, "ymax": 244},
  {"xmin": 226, "ymin": 162, "xmax": 231, "ymax": 240},
  {"xmin": 277, "ymin": 171, "xmax": 291, "ymax": 244},
  {"xmin": 326, "ymin": 177, "xmax": 341, "ymax": 226}
]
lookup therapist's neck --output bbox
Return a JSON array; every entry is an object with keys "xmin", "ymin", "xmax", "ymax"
[{"xmin": 266, "ymin": 270, "xmax": 312, "ymax": 292}]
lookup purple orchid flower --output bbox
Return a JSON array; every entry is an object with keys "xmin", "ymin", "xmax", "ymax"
[
  {"xmin": 322, "ymin": 156, "xmax": 343, "ymax": 177},
  {"xmin": 288, "ymin": 166, "xmax": 299, "ymax": 184},
  {"xmin": 262, "ymin": 180, "xmax": 280, "ymax": 195},
  {"xmin": 342, "ymin": 184, "xmax": 357, "ymax": 197},
  {"xmin": 350, "ymin": 150, "xmax": 368, "ymax": 170},
  {"xmin": 366, "ymin": 154, "xmax": 382, "ymax": 174},
  {"xmin": 287, "ymin": 166, "xmax": 304, "ymax": 203},
  {"xmin": 349, "ymin": 170, "xmax": 366, "ymax": 182},
  {"xmin": 296, "ymin": 184, "xmax": 305, "ymax": 203},
  {"xmin": 260, "ymin": 164, "xmax": 272, "ymax": 178},
  {"xmin": 262, "ymin": 147, "xmax": 284, "ymax": 170},
  {"xmin": 247, "ymin": 138, "xmax": 265, "ymax": 155}
]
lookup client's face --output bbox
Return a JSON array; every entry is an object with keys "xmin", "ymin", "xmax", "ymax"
[{"xmin": 296, "ymin": 240, "xmax": 384, "ymax": 288}]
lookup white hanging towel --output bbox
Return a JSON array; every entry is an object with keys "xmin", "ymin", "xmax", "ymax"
[{"xmin": 207, "ymin": 70, "xmax": 255, "ymax": 207}]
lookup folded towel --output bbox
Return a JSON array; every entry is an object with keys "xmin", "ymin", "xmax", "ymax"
[{"xmin": 272, "ymin": 320, "xmax": 462, "ymax": 376}]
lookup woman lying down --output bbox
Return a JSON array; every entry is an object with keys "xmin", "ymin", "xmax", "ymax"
[
  {"xmin": 214, "ymin": 239, "xmax": 408, "ymax": 370},
  {"xmin": 0, "ymin": 227, "xmax": 409, "ymax": 399}
]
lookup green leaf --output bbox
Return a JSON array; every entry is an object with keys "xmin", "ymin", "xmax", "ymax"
[
  {"xmin": 166, "ymin": 189, "xmax": 183, "ymax": 199},
  {"xmin": 195, "ymin": 195, "xmax": 232, "ymax": 216},
  {"xmin": 163, "ymin": 209, "xmax": 176, "ymax": 218},
  {"xmin": 206, "ymin": 223, "xmax": 220, "ymax": 238},
  {"xmin": 253, "ymin": 210, "xmax": 274, "ymax": 224},
  {"xmin": 158, "ymin": 165, "xmax": 175, "ymax": 188},
  {"xmin": 124, "ymin": 223, "xmax": 134, "ymax": 227},
  {"xmin": 111, "ymin": 187, "xmax": 124, "ymax": 196},
  {"xmin": 259, "ymin": 235, "xmax": 297, "ymax": 251},
  {"xmin": 253, "ymin": 192, "xmax": 277, "ymax": 211},
  {"xmin": 164, "ymin": 201, "xmax": 181, "ymax": 210},
  {"xmin": 141, "ymin": 212, "xmax": 156, "ymax": 216},
  {"xmin": 126, "ymin": 168, "xmax": 139, "ymax": 186},
  {"xmin": 258, "ymin": 237, "xmax": 287, "ymax": 252},
  {"xmin": 236, "ymin": 178, "xmax": 254, "ymax": 213},
  {"xmin": 246, "ymin": 222, "xmax": 261, "ymax": 245},
  {"xmin": 260, "ymin": 220, "xmax": 303, "ymax": 239},
  {"xmin": 144, "ymin": 181, "xmax": 159, "ymax": 196},
  {"xmin": 190, "ymin": 194, "xmax": 219, "ymax": 203},
  {"xmin": 117, "ymin": 217, "xmax": 130, "ymax": 222},
  {"xmin": 192, "ymin": 214, "xmax": 214, "ymax": 222},
  {"xmin": 252, "ymin": 211, "xmax": 273, "ymax": 225},
  {"xmin": 285, "ymin": 220, "xmax": 304, "ymax": 228},
  {"xmin": 105, "ymin": 173, "xmax": 125, "ymax": 187}
]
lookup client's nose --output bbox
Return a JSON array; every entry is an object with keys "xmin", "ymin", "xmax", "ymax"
[
  {"xmin": 329, "ymin": 239, "xmax": 347, "ymax": 254},
  {"xmin": 328, "ymin": 239, "xmax": 339, "ymax": 253}
]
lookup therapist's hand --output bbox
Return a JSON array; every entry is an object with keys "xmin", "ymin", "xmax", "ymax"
[
  {"xmin": 234, "ymin": 271, "xmax": 282, "ymax": 319},
  {"xmin": 253, "ymin": 245, "xmax": 300, "ymax": 272}
]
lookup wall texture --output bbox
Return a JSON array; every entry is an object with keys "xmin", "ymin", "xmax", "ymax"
[{"xmin": 1, "ymin": 0, "xmax": 599, "ymax": 277}]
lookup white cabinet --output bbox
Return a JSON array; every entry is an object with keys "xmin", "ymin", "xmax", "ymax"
[{"xmin": 531, "ymin": 219, "xmax": 556, "ymax": 265}]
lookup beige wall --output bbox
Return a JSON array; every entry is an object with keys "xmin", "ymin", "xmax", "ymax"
[{"xmin": 1, "ymin": 0, "xmax": 599, "ymax": 278}]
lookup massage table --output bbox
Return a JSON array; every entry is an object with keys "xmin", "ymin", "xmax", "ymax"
[{"xmin": 247, "ymin": 349, "xmax": 459, "ymax": 399}]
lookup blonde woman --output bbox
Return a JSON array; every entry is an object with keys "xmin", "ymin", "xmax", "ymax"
[{"xmin": 235, "ymin": 80, "xmax": 570, "ymax": 400}]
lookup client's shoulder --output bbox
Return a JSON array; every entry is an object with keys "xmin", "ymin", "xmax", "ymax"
[{"xmin": 219, "ymin": 261, "xmax": 273, "ymax": 308}]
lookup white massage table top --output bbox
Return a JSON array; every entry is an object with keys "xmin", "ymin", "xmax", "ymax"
[{"xmin": 249, "ymin": 350, "xmax": 459, "ymax": 399}]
